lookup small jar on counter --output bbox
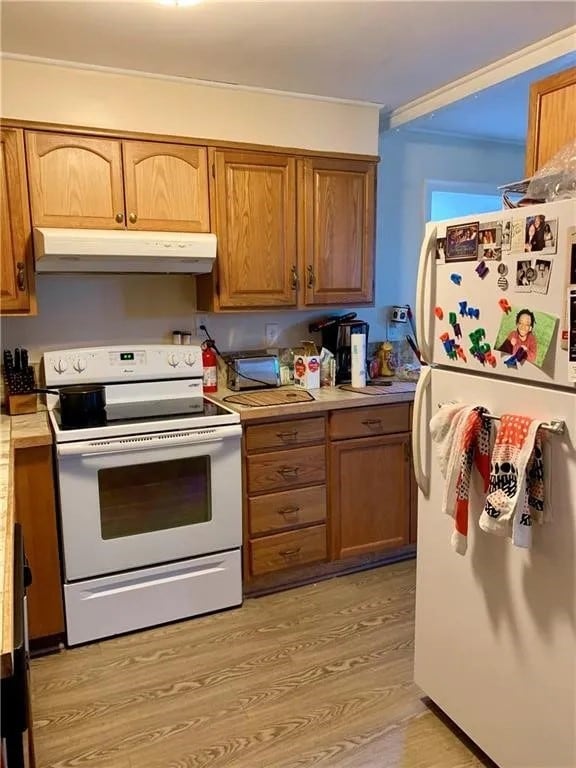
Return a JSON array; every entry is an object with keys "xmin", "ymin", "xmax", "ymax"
[
  {"xmin": 172, "ymin": 330, "xmax": 182, "ymax": 345},
  {"xmin": 181, "ymin": 331, "xmax": 192, "ymax": 345}
]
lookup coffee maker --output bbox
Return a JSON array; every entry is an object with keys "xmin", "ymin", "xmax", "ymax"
[{"xmin": 309, "ymin": 313, "xmax": 369, "ymax": 384}]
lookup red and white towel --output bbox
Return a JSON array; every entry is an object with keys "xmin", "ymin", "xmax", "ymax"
[
  {"xmin": 430, "ymin": 404, "xmax": 493, "ymax": 554},
  {"xmin": 479, "ymin": 415, "xmax": 546, "ymax": 547}
]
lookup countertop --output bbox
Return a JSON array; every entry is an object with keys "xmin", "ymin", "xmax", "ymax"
[
  {"xmin": 211, "ymin": 381, "xmax": 417, "ymax": 421},
  {"xmin": 0, "ymin": 409, "xmax": 52, "ymax": 676}
]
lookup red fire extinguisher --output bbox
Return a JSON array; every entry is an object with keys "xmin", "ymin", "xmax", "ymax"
[{"xmin": 202, "ymin": 340, "xmax": 218, "ymax": 393}]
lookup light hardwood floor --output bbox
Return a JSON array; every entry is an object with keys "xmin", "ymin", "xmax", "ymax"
[{"xmin": 31, "ymin": 561, "xmax": 489, "ymax": 768}]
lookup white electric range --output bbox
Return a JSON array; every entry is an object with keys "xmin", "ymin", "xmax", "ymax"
[{"xmin": 44, "ymin": 345, "xmax": 242, "ymax": 646}]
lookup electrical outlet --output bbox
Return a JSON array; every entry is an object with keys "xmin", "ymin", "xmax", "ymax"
[
  {"xmin": 265, "ymin": 323, "xmax": 280, "ymax": 346},
  {"xmin": 194, "ymin": 314, "xmax": 208, "ymax": 338}
]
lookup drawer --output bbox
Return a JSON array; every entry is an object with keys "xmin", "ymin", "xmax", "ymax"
[
  {"xmin": 245, "ymin": 417, "xmax": 325, "ymax": 452},
  {"xmin": 250, "ymin": 525, "xmax": 327, "ymax": 576},
  {"xmin": 247, "ymin": 445, "xmax": 325, "ymax": 494},
  {"xmin": 249, "ymin": 485, "xmax": 326, "ymax": 535},
  {"xmin": 330, "ymin": 404, "xmax": 410, "ymax": 441}
]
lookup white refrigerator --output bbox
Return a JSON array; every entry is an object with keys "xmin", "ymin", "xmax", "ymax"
[{"xmin": 412, "ymin": 198, "xmax": 576, "ymax": 768}]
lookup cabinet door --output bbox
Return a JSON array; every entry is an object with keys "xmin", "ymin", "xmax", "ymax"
[
  {"xmin": 0, "ymin": 128, "xmax": 34, "ymax": 313},
  {"xmin": 300, "ymin": 158, "xmax": 375, "ymax": 306},
  {"xmin": 330, "ymin": 433, "xmax": 410, "ymax": 559},
  {"xmin": 26, "ymin": 132, "xmax": 125, "ymax": 229},
  {"xmin": 212, "ymin": 149, "xmax": 298, "ymax": 308},
  {"xmin": 526, "ymin": 67, "xmax": 576, "ymax": 176},
  {"xmin": 14, "ymin": 445, "xmax": 65, "ymax": 641},
  {"xmin": 123, "ymin": 141, "xmax": 209, "ymax": 232}
]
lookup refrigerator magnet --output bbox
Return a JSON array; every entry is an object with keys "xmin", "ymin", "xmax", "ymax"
[
  {"xmin": 445, "ymin": 223, "xmax": 479, "ymax": 262},
  {"xmin": 515, "ymin": 259, "xmax": 534, "ymax": 293},
  {"xmin": 525, "ymin": 215, "xmax": 558, "ymax": 255},
  {"xmin": 478, "ymin": 222, "xmax": 502, "ymax": 260},
  {"xmin": 501, "ymin": 220, "xmax": 512, "ymax": 251},
  {"xmin": 436, "ymin": 237, "xmax": 446, "ymax": 261},
  {"xmin": 494, "ymin": 305, "xmax": 558, "ymax": 369},
  {"xmin": 497, "ymin": 276, "xmax": 509, "ymax": 291},
  {"xmin": 532, "ymin": 258, "xmax": 553, "ymax": 295},
  {"xmin": 497, "ymin": 263, "xmax": 508, "ymax": 276}
]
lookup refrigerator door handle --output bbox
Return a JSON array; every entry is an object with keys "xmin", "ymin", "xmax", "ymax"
[
  {"xmin": 412, "ymin": 365, "xmax": 431, "ymax": 497},
  {"xmin": 416, "ymin": 224, "xmax": 437, "ymax": 364}
]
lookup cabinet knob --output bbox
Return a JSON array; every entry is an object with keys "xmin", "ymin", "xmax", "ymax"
[
  {"xmin": 128, "ymin": 212, "xmax": 138, "ymax": 224},
  {"xmin": 115, "ymin": 212, "xmax": 124, "ymax": 223},
  {"xmin": 16, "ymin": 262, "xmax": 25, "ymax": 291},
  {"xmin": 306, "ymin": 265, "xmax": 315, "ymax": 288}
]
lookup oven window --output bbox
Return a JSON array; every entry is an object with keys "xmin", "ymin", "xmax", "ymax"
[{"xmin": 98, "ymin": 457, "xmax": 211, "ymax": 540}]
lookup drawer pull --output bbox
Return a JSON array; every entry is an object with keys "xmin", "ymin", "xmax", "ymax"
[
  {"xmin": 278, "ymin": 466, "xmax": 299, "ymax": 478},
  {"xmin": 362, "ymin": 418, "xmax": 382, "ymax": 428},
  {"xmin": 279, "ymin": 547, "xmax": 301, "ymax": 559},
  {"xmin": 276, "ymin": 430, "xmax": 298, "ymax": 441},
  {"xmin": 277, "ymin": 505, "xmax": 300, "ymax": 517}
]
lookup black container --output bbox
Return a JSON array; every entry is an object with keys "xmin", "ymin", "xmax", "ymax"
[{"xmin": 35, "ymin": 384, "xmax": 106, "ymax": 427}]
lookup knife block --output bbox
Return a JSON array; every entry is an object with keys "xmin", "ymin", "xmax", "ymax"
[{"xmin": 6, "ymin": 393, "xmax": 38, "ymax": 415}]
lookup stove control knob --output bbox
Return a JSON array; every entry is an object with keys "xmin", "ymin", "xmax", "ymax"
[
  {"xmin": 54, "ymin": 358, "xmax": 68, "ymax": 374},
  {"xmin": 167, "ymin": 353, "xmax": 180, "ymax": 368},
  {"xmin": 184, "ymin": 353, "xmax": 196, "ymax": 367},
  {"xmin": 73, "ymin": 357, "xmax": 87, "ymax": 373}
]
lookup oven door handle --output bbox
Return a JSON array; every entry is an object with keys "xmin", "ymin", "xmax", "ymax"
[{"xmin": 57, "ymin": 424, "xmax": 242, "ymax": 456}]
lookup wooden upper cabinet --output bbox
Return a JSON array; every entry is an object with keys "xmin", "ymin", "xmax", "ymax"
[
  {"xmin": 300, "ymin": 158, "xmax": 375, "ymax": 306},
  {"xmin": 1, "ymin": 128, "xmax": 35, "ymax": 314},
  {"xmin": 26, "ymin": 132, "xmax": 125, "ymax": 229},
  {"xmin": 526, "ymin": 67, "xmax": 576, "ymax": 176},
  {"xmin": 211, "ymin": 149, "xmax": 298, "ymax": 308},
  {"xmin": 122, "ymin": 141, "xmax": 210, "ymax": 232}
]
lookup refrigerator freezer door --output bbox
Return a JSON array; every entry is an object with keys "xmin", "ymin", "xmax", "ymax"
[
  {"xmin": 413, "ymin": 367, "xmax": 576, "ymax": 768},
  {"xmin": 420, "ymin": 199, "xmax": 576, "ymax": 387}
]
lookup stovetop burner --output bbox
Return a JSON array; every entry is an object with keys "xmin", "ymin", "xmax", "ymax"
[{"xmin": 53, "ymin": 397, "xmax": 231, "ymax": 431}]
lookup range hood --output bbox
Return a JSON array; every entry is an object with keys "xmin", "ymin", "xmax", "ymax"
[{"xmin": 33, "ymin": 228, "xmax": 217, "ymax": 274}]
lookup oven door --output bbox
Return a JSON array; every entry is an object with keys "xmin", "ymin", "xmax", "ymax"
[{"xmin": 55, "ymin": 424, "xmax": 242, "ymax": 581}]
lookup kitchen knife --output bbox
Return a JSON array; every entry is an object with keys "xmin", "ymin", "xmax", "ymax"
[
  {"xmin": 21, "ymin": 348, "xmax": 29, "ymax": 371},
  {"xmin": 406, "ymin": 335, "xmax": 424, "ymax": 365},
  {"xmin": 14, "ymin": 347, "xmax": 21, "ymax": 372}
]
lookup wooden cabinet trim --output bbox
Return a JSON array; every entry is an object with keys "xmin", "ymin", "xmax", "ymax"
[{"xmin": 0, "ymin": 128, "xmax": 36, "ymax": 315}]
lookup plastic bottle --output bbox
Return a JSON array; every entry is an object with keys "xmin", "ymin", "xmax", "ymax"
[{"xmin": 202, "ymin": 341, "xmax": 218, "ymax": 393}]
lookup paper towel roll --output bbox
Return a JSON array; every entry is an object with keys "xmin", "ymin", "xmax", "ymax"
[{"xmin": 351, "ymin": 333, "xmax": 366, "ymax": 388}]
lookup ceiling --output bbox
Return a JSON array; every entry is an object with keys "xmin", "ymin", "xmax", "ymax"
[
  {"xmin": 405, "ymin": 52, "xmax": 576, "ymax": 143},
  {"xmin": 1, "ymin": 1, "xmax": 575, "ymax": 109}
]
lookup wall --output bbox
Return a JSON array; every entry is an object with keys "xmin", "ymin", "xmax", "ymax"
[
  {"xmin": 375, "ymin": 128, "xmax": 526, "ymax": 312},
  {"xmin": 0, "ymin": 57, "xmax": 379, "ymax": 154}
]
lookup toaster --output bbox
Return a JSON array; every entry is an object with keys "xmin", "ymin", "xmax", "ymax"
[{"xmin": 226, "ymin": 353, "xmax": 281, "ymax": 391}]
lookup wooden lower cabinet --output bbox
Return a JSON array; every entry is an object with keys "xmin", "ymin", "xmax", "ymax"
[
  {"xmin": 330, "ymin": 433, "xmax": 411, "ymax": 559},
  {"xmin": 14, "ymin": 445, "xmax": 65, "ymax": 642},
  {"xmin": 243, "ymin": 405, "xmax": 415, "ymax": 593}
]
